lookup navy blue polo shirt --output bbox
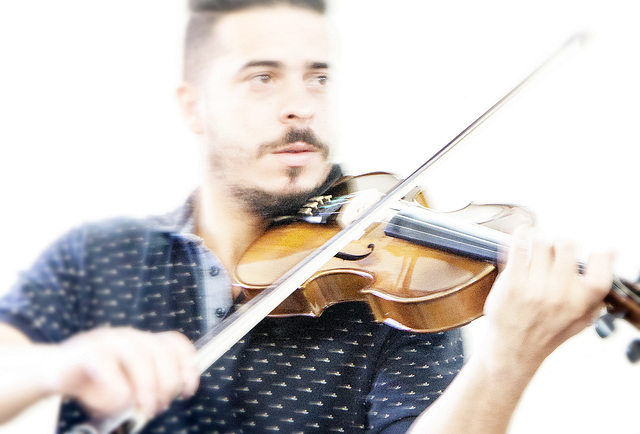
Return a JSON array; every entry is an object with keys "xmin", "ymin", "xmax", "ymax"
[{"xmin": 0, "ymin": 197, "xmax": 464, "ymax": 433}]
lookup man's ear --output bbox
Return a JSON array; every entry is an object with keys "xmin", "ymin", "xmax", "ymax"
[{"xmin": 176, "ymin": 82, "xmax": 204, "ymax": 135}]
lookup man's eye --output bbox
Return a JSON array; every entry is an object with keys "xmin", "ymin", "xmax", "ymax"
[
  {"xmin": 251, "ymin": 74, "xmax": 272, "ymax": 84},
  {"xmin": 314, "ymin": 75, "xmax": 328, "ymax": 85},
  {"xmin": 307, "ymin": 74, "xmax": 328, "ymax": 89}
]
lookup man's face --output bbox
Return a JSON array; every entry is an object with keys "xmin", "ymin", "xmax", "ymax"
[{"xmin": 191, "ymin": 6, "xmax": 333, "ymax": 213}]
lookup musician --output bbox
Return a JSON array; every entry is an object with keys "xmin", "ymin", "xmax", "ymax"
[{"xmin": 0, "ymin": 0, "xmax": 613, "ymax": 433}]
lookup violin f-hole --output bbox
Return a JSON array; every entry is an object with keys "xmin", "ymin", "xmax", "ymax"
[{"xmin": 335, "ymin": 243, "xmax": 375, "ymax": 261}]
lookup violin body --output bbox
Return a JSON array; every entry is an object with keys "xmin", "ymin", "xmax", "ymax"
[{"xmin": 235, "ymin": 173, "xmax": 526, "ymax": 332}]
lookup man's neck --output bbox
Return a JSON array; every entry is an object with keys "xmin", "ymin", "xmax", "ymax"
[
  {"xmin": 195, "ymin": 165, "xmax": 342, "ymax": 297},
  {"xmin": 195, "ymin": 185, "xmax": 268, "ymax": 297}
]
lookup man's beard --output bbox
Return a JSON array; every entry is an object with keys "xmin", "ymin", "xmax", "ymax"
[
  {"xmin": 228, "ymin": 128, "xmax": 332, "ymax": 219},
  {"xmin": 230, "ymin": 178, "xmax": 320, "ymax": 219}
]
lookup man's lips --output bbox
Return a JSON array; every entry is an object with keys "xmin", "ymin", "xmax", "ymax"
[
  {"xmin": 272, "ymin": 141, "xmax": 318, "ymax": 154},
  {"xmin": 257, "ymin": 129, "xmax": 329, "ymax": 160},
  {"xmin": 271, "ymin": 141, "xmax": 319, "ymax": 167}
]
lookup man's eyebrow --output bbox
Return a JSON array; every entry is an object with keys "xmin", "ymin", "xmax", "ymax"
[
  {"xmin": 309, "ymin": 62, "xmax": 329, "ymax": 69},
  {"xmin": 240, "ymin": 61, "xmax": 329, "ymax": 70},
  {"xmin": 242, "ymin": 60, "xmax": 282, "ymax": 70}
]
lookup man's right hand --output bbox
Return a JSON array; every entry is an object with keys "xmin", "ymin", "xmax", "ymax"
[
  {"xmin": 44, "ymin": 327, "xmax": 200, "ymax": 419},
  {"xmin": 0, "ymin": 325, "xmax": 200, "ymax": 424}
]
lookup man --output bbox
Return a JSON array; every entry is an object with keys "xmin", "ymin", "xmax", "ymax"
[{"xmin": 0, "ymin": 1, "xmax": 613, "ymax": 433}]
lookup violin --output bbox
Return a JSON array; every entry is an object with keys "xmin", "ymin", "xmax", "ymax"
[
  {"xmin": 73, "ymin": 33, "xmax": 640, "ymax": 434},
  {"xmin": 236, "ymin": 172, "xmax": 528, "ymax": 333},
  {"xmin": 235, "ymin": 169, "xmax": 640, "ymax": 328},
  {"xmin": 235, "ymin": 170, "xmax": 640, "ymax": 333}
]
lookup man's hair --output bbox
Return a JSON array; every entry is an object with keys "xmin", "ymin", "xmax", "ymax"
[
  {"xmin": 189, "ymin": 0, "xmax": 325, "ymax": 12},
  {"xmin": 184, "ymin": 0, "xmax": 326, "ymax": 81}
]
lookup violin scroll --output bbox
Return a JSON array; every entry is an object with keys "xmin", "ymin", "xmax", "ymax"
[{"xmin": 595, "ymin": 278, "xmax": 640, "ymax": 362}]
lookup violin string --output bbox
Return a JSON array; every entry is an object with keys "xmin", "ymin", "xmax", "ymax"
[
  {"xmin": 313, "ymin": 190, "xmax": 513, "ymax": 258},
  {"xmin": 309, "ymin": 196, "xmax": 510, "ymax": 255},
  {"xmin": 383, "ymin": 220, "xmax": 505, "ymax": 258},
  {"xmin": 390, "ymin": 212, "xmax": 510, "ymax": 247}
]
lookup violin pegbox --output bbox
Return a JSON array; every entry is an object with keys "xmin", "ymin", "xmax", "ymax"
[
  {"xmin": 296, "ymin": 189, "xmax": 383, "ymax": 228},
  {"xmin": 595, "ymin": 278, "xmax": 640, "ymax": 363},
  {"xmin": 296, "ymin": 194, "xmax": 338, "ymax": 224}
]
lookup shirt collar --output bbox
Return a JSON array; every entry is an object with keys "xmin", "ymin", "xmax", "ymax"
[{"xmin": 147, "ymin": 190, "xmax": 199, "ymax": 239}]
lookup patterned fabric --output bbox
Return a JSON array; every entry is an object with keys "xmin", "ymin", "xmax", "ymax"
[{"xmin": 0, "ymin": 198, "xmax": 464, "ymax": 433}]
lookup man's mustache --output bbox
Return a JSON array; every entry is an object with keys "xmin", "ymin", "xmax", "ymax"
[{"xmin": 257, "ymin": 129, "xmax": 330, "ymax": 159}]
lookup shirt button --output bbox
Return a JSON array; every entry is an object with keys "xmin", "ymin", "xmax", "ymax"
[
  {"xmin": 209, "ymin": 266, "xmax": 220, "ymax": 276},
  {"xmin": 215, "ymin": 307, "xmax": 226, "ymax": 318}
]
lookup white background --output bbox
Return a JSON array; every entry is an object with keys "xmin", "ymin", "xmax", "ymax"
[{"xmin": 1, "ymin": 1, "xmax": 639, "ymax": 432}]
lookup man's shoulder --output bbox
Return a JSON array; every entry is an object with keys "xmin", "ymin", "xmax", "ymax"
[
  {"xmin": 73, "ymin": 201, "xmax": 193, "ymax": 246},
  {"xmin": 38, "ymin": 203, "xmax": 197, "ymax": 273},
  {"xmin": 82, "ymin": 215, "xmax": 167, "ymax": 239}
]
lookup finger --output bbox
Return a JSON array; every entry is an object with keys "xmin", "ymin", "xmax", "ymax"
[
  {"xmin": 158, "ymin": 331, "xmax": 200, "ymax": 399},
  {"xmin": 547, "ymin": 238, "xmax": 579, "ymax": 295},
  {"xmin": 75, "ymin": 349, "xmax": 135, "ymax": 416},
  {"xmin": 582, "ymin": 250, "xmax": 615, "ymax": 308},
  {"xmin": 145, "ymin": 337, "xmax": 179, "ymax": 412},
  {"xmin": 150, "ymin": 332, "xmax": 197, "ymax": 410},
  {"xmin": 525, "ymin": 232, "xmax": 554, "ymax": 294},
  {"xmin": 111, "ymin": 330, "xmax": 161, "ymax": 418},
  {"xmin": 494, "ymin": 206, "xmax": 536, "ymax": 235},
  {"xmin": 501, "ymin": 226, "xmax": 534, "ymax": 278}
]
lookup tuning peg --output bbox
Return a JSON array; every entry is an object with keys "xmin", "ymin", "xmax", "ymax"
[
  {"xmin": 626, "ymin": 339, "xmax": 640, "ymax": 363},
  {"xmin": 594, "ymin": 313, "xmax": 616, "ymax": 338}
]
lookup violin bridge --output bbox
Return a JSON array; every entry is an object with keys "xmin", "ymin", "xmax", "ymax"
[{"xmin": 337, "ymin": 189, "xmax": 383, "ymax": 228}]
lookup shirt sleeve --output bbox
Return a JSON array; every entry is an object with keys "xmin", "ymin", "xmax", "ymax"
[
  {"xmin": 367, "ymin": 328, "xmax": 464, "ymax": 433},
  {"xmin": 0, "ymin": 227, "xmax": 88, "ymax": 343}
]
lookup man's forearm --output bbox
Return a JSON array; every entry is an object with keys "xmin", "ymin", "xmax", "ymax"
[
  {"xmin": 0, "ymin": 344, "xmax": 57, "ymax": 424},
  {"xmin": 407, "ymin": 341, "xmax": 536, "ymax": 434}
]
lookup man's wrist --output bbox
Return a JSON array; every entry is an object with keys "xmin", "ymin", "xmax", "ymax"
[{"xmin": 476, "ymin": 331, "xmax": 542, "ymax": 389}]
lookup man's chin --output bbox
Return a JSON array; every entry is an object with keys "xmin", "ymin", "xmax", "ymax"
[
  {"xmin": 286, "ymin": 163, "xmax": 334, "ymax": 189},
  {"xmin": 232, "ymin": 164, "xmax": 335, "ymax": 218},
  {"xmin": 231, "ymin": 184, "xmax": 318, "ymax": 219}
]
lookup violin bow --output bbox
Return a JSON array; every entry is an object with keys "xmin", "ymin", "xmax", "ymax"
[{"xmin": 71, "ymin": 33, "xmax": 588, "ymax": 434}]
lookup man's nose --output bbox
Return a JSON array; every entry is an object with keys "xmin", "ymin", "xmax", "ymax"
[{"xmin": 278, "ymin": 82, "xmax": 316, "ymax": 125}]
